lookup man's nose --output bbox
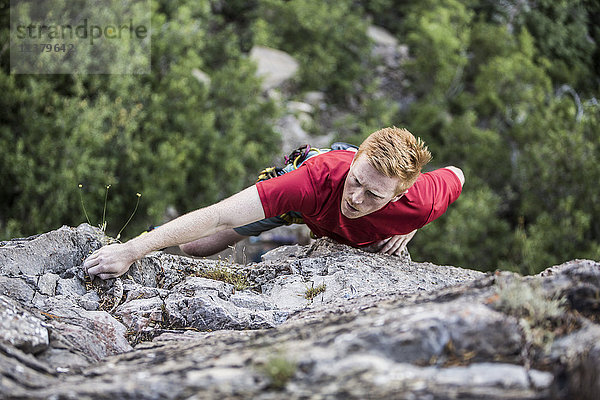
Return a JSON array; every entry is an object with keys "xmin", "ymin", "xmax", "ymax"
[{"xmin": 351, "ymin": 190, "xmax": 364, "ymax": 204}]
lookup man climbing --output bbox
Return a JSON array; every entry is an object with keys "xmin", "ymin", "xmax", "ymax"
[{"xmin": 84, "ymin": 127, "xmax": 464, "ymax": 280}]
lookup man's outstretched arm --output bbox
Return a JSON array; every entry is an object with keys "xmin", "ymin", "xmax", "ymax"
[{"xmin": 83, "ymin": 185, "xmax": 265, "ymax": 280}]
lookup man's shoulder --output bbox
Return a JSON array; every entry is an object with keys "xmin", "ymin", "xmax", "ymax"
[
  {"xmin": 302, "ymin": 150, "xmax": 353, "ymax": 182},
  {"xmin": 305, "ymin": 149, "xmax": 355, "ymax": 166},
  {"xmin": 404, "ymin": 168, "xmax": 462, "ymax": 207}
]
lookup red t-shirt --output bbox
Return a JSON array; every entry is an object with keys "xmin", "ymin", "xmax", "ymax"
[{"xmin": 256, "ymin": 150, "xmax": 462, "ymax": 247}]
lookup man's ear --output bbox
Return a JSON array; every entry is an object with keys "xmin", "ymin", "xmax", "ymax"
[{"xmin": 391, "ymin": 189, "xmax": 409, "ymax": 202}]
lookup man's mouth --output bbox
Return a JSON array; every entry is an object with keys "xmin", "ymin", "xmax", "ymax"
[{"xmin": 345, "ymin": 200, "xmax": 359, "ymax": 213}]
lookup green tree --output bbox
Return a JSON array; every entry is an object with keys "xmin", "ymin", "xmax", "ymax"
[
  {"xmin": 514, "ymin": 101, "xmax": 600, "ymax": 273},
  {"xmin": 0, "ymin": 0, "xmax": 279, "ymax": 240},
  {"xmin": 403, "ymin": 0, "xmax": 473, "ymax": 101}
]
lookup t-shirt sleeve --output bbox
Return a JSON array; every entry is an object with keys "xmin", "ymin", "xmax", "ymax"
[
  {"xmin": 423, "ymin": 168, "xmax": 463, "ymax": 225},
  {"xmin": 256, "ymin": 166, "xmax": 318, "ymax": 218}
]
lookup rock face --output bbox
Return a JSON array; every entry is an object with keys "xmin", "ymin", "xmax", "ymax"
[{"xmin": 0, "ymin": 225, "xmax": 599, "ymax": 399}]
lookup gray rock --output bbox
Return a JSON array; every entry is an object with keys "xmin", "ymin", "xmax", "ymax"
[
  {"xmin": 229, "ymin": 291, "xmax": 277, "ymax": 311},
  {"xmin": 367, "ymin": 25, "xmax": 398, "ymax": 47},
  {"xmin": 165, "ymin": 286, "xmax": 278, "ymax": 331},
  {"xmin": 56, "ymin": 277, "xmax": 87, "ymax": 297},
  {"xmin": 286, "ymin": 100, "xmax": 314, "ymax": 114},
  {"xmin": 303, "ymin": 91, "xmax": 326, "ymax": 108},
  {"xmin": 367, "ymin": 25, "xmax": 403, "ymax": 69},
  {"xmin": 115, "ymin": 295, "xmax": 164, "ymax": 330},
  {"xmin": 0, "ymin": 341, "xmax": 56, "ymax": 396},
  {"xmin": 275, "ymin": 114, "xmax": 336, "ymax": 155},
  {"xmin": 0, "ymin": 224, "xmax": 102, "ymax": 276},
  {"xmin": 431, "ymin": 363, "xmax": 553, "ymax": 392},
  {"xmin": 326, "ymin": 300, "xmax": 522, "ymax": 365},
  {"xmin": 549, "ymin": 323, "xmax": 600, "ymax": 399},
  {"xmin": 0, "ymin": 275, "xmax": 35, "ymax": 304},
  {"xmin": 0, "ymin": 295, "xmax": 49, "ymax": 354},
  {"xmin": 249, "ymin": 46, "xmax": 299, "ymax": 90},
  {"xmin": 41, "ymin": 296, "xmax": 132, "ymax": 362},
  {"xmin": 37, "ymin": 272, "xmax": 60, "ymax": 296},
  {"xmin": 260, "ymin": 244, "xmax": 302, "ymax": 261},
  {"xmin": 78, "ymin": 291, "xmax": 101, "ymax": 311},
  {"xmin": 191, "ymin": 68, "xmax": 210, "ymax": 87},
  {"xmin": 0, "ymin": 226, "xmax": 599, "ymax": 399}
]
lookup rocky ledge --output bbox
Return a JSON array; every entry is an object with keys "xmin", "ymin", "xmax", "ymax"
[{"xmin": 0, "ymin": 224, "xmax": 598, "ymax": 399}]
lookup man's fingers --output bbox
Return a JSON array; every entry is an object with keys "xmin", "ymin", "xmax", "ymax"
[
  {"xmin": 390, "ymin": 238, "xmax": 406, "ymax": 256},
  {"xmin": 382, "ymin": 236, "xmax": 406, "ymax": 255},
  {"xmin": 86, "ymin": 265, "xmax": 106, "ymax": 278},
  {"xmin": 385, "ymin": 239, "xmax": 401, "ymax": 255},
  {"xmin": 87, "ymin": 271, "xmax": 116, "ymax": 281},
  {"xmin": 83, "ymin": 256, "xmax": 100, "ymax": 270},
  {"xmin": 379, "ymin": 230, "xmax": 418, "ymax": 256},
  {"xmin": 81, "ymin": 243, "xmax": 132, "ymax": 280},
  {"xmin": 380, "ymin": 238, "xmax": 393, "ymax": 253},
  {"xmin": 373, "ymin": 238, "xmax": 390, "ymax": 251},
  {"xmin": 87, "ymin": 266, "xmax": 119, "ymax": 281},
  {"xmin": 381, "ymin": 237, "xmax": 399, "ymax": 253},
  {"xmin": 83, "ymin": 249, "xmax": 104, "ymax": 269}
]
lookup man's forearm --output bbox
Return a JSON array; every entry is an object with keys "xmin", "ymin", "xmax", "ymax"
[
  {"xmin": 124, "ymin": 184, "xmax": 266, "ymax": 260},
  {"xmin": 126, "ymin": 205, "xmax": 222, "ymax": 259}
]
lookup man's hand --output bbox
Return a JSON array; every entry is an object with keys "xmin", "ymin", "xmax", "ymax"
[
  {"xmin": 83, "ymin": 243, "xmax": 137, "ymax": 280},
  {"xmin": 375, "ymin": 229, "xmax": 417, "ymax": 256}
]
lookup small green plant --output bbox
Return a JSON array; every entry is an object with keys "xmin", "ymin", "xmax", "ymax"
[
  {"xmin": 261, "ymin": 355, "xmax": 297, "ymax": 390},
  {"xmin": 304, "ymin": 282, "xmax": 326, "ymax": 301},
  {"xmin": 198, "ymin": 265, "xmax": 250, "ymax": 291}
]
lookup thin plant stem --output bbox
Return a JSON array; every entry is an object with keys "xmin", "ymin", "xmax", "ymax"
[
  {"xmin": 101, "ymin": 185, "xmax": 111, "ymax": 232},
  {"xmin": 116, "ymin": 193, "xmax": 141, "ymax": 241},
  {"xmin": 78, "ymin": 184, "xmax": 92, "ymax": 225}
]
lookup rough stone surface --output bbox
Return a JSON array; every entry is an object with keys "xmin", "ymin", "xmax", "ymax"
[
  {"xmin": 37, "ymin": 272, "xmax": 59, "ymax": 296},
  {"xmin": 0, "ymin": 295, "xmax": 49, "ymax": 354},
  {"xmin": 0, "ymin": 224, "xmax": 598, "ymax": 399}
]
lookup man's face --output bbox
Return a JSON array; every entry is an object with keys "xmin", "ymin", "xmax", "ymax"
[{"xmin": 341, "ymin": 154, "xmax": 406, "ymax": 219}]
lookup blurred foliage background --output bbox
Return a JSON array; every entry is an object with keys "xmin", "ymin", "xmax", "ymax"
[{"xmin": 1, "ymin": 0, "xmax": 598, "ymax": 274}]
